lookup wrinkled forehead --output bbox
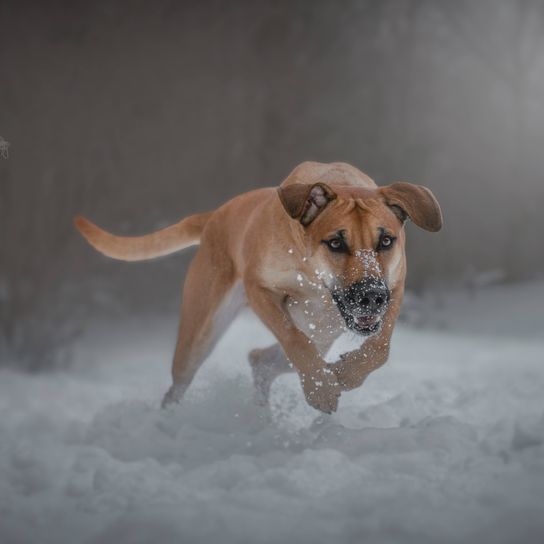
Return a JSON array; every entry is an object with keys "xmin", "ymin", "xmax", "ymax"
[
  {"xmin": 334, "ymin": 186, "xmax": 390, "ymax": 219},
  {"xmin": 317, "ymin": 187, "xmax": 397, "ymax": 231}
]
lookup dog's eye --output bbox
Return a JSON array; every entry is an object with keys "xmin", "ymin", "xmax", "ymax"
[
  {"xmin": 323, "ymin": 237, "xmax": 348, "ymax": 253},
  {"xmin": 377, "ymin": 234, "xmax": 395, "ymax": 251}
]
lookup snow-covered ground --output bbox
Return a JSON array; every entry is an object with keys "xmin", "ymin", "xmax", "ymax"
[{"xmin": 1, "ymin": 281, "xmax": 543, "ymax": 544}]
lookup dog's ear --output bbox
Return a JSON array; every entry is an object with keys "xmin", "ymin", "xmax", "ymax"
[
  {"xmin": 277, "ymin": 182, "xmax": 337, "ymax": 226},
  {"xmin": 380, "ymin": 182, "xmax": 442, "ymax": 232}
]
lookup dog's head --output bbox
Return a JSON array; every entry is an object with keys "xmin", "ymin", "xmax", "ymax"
[{"xmin": 278, "ymin": 180, "xmax": 442, "ymax": 335}]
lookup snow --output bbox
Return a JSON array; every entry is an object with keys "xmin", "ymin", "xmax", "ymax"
[{"xmin": 1, "ymin": 281, "xmax": 544, "ymax": 543}]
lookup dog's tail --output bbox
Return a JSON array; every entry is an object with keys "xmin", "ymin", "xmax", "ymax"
[{"xmin": 74, "ymin": 211, "xmax": 213, "ymax": 262}]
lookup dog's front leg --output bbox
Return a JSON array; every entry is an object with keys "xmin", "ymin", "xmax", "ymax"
[
  {"xmin": 245, "ymin": 284, "xmax": 341, "ymax": 413},
  {"xmin": 332, "ymin": 334, "xmax": 391, "ymax": 391},
  {"xmin": 332, "ymin": 294, "xmax": 403, "ymax": 391}
]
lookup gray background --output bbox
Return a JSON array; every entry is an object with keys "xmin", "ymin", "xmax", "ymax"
[{"xmin": 1, "ymin": 0, "xmax": 543, "ymax": 368}]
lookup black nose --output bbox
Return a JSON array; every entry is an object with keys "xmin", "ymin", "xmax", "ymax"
[{"xmin": 344, "ymin": 279, "xmax": 390, "ymax": 313}]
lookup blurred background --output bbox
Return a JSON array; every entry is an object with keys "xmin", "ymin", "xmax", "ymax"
[
  {"xmin": 1, "ymin": 0, "xmax": 544, "ymax": 370},
  {"xmin": 1, "ymin": 4, "xmax": 544, "ymax": 542}
]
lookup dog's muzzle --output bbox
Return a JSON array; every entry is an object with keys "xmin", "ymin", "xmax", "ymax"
[{"xmin": 332, "ymin": 278, "xmax": 390, "ymax": 335}]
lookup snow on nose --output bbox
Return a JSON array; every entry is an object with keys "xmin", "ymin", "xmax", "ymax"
[{"xmin": 355, "ymin": 249, "xmax": 382, "ymax": 279}]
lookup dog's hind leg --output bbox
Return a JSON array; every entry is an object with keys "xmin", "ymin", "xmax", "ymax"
[
  {"xmin": 248, "ymin": 343, "xmax": 294, "ymax": 406},
  {"xmin": 162, "ymin": 244, "xmax": 241, "ymax": 408}
]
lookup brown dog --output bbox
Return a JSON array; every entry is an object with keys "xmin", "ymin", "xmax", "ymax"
[{"xmin": 75, "ymin": 162, "xmax": 442, "ymax": 413}]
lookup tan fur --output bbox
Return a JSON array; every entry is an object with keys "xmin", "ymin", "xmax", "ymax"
[
  {"xmin": 74, "ymin": 212, "xmax": 212, "ymax": 261},
  {"xmin": 75, "ymin": 161, "xmax": 442, "ymax": 413}
]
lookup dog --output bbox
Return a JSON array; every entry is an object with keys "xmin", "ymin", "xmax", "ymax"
[{"xmin": 75, "ymin": 161, "xmax": 442, "ymax": 413}]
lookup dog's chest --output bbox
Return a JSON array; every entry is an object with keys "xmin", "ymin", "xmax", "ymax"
[{"xmin": 286, "ymin": 291, "xmax": 347, "ymax": 356}]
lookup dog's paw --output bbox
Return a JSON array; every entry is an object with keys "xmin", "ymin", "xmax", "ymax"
[
  {"xmin": 332, "ymin": 361, "xmax": 360, "ymax": 390},
  {"xmin": 161, "ymin": 383, "xmax": 186, "ymax": 409},
  {"xmin": 301, "ymin": 369, "xmax": 341, "ymax": 414}
]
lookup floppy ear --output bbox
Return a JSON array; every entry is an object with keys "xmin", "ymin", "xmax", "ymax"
[
  {"xmin": 277, "ymin": 182, "xmax": 337, "ymax": 226},
  {"xmin": 380, "ymin": 182, "xmax": 443, "ymax": 232}
]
